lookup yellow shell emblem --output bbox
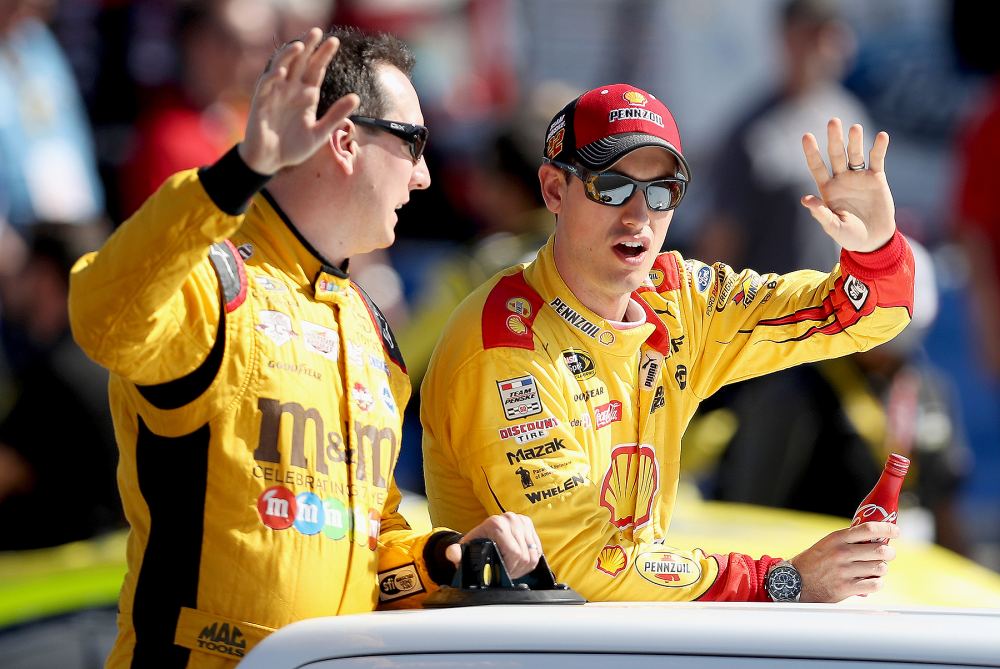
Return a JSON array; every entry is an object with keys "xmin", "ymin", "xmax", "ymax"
[
  {"xmin": 599, "ymin": 444, "xmax": 659, "ymax": 529},
  {"xmin": 623, "ymin": 90, "xmax": 648, "ymax": 106},
  {"xmin": 596, "ymin": 544, "xmax": 628, "ymax": 577},
  {"xmin": 506, "ymin": 315, "xmax": 527, "ymax": 336}
]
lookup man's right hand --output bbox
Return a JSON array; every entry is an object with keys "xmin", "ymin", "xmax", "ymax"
[
  {"xmin": 791, "ymin": 521, "xmax": 900, "ymax": 602},
  {"xmin": 238, "ymin": 27, "xmax": 360, "ymax": 175}
]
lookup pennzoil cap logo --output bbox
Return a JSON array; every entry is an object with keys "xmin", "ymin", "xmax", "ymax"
[
  {"xmin": 599, "ymin": 443, "xmax": 659, "ymax": 529},
  {"xmin": 635, "ymin": 551, "xmax": 701, "ymax": 588},
  {"xmin": 623, "ymin": 90, "xmax": 648, "ymax": 106}
]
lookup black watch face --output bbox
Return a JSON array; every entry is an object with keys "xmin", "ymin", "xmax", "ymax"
[{"xmin": 767, "ymin": 564, "xmax": 802, "ymax": 602}]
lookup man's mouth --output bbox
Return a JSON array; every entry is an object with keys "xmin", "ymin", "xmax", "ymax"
[{"xmin": 615, "ymin": 240, "xmax": 647, "ymax": 259}]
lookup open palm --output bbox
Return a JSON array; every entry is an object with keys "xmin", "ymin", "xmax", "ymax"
[{"xmin": 800, "ymin": 118, "xmax": 896, "ymax": 253}]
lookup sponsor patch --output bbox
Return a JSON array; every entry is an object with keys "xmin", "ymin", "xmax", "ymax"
[
  {"xmin": 562, "ymin": 349, "xmax": 596, "ymax": 380},
  {"xmin": 378, "ymin": 564, "xmax": 426, "ymax": 603},
  {"xmin": 609, "ymin": 107, "xmax": 664, "ymax": 127},
  {"xmin": 640, "ymin": 351, "xmax": 662, "ymax": 390},
  {"xmin": 844, "ymin": 274, "xmax": 870, "ymax": 311},
  {"xmin": 598, "ymin": 331, "xmax": 616, "ymax": 346},
  {"xmin": 635, "ymin": 551, "xmax": 701, "ymax": 588},
  {"xmin": 515, "ymin": 466, "xmax": 533, "ymax": 488},
  {"xmin": 674, "ymin": 365, "xmax": 688, "ymax": 390},
  {"xmin": 507, "ymin": 314, "xmax": 528, "ymax": 336},
  {"xmin": 623, "ymin": 90, "xmax": 648, "ymax": 106},
  {"xmin": 650, "ymin": 386, "xmax": 665, "ymax": 414},
  {"xmin": 381, "ymin": 385, "xmax": 397, "ymax": 415},
  {"xmin": 300, "ymin": 320, "xmax": 339, "ymax": 360},
  {"xmin": 732, "ymin": 274, "xmax": 762, "ymax": 307},
  {"xmin": 293, "ymin": 491, "xmax": 324, "ymax": 536},
  {"xmin": 497, "ymin": 375, "xmax": 543, "ymax": 420},
  {"xmin": 697, "ymin": 265, "xmax": 712, "ymax": 293},
  {"xmin": 648, "ymin": 267, "xmax": 665, "ymax": 288},
  {"xmin": 550, "ymin": 297, "xmax": 601, "ymax": 339},
  {"xmin": 506, "ymin": 437, "xmax": 566, "ymax": 464},
  {"xmin": 257, "ymin": 486, "xmax": 296, "ymax": 530},
  {"xmin": 254, "ymin": 275, "xmax": 287, "ymax": 292},
  {"xmin": 498, "ymin": 417, "xmax": 559, "ymax": 443},
  {"xmin": 596, "ymin": 544, "xmax": 628, "ymax": 577},
  {"xmin": 256, "ymin": 310, "xmax": 296, "ymax": 346},
  {"xmin": 507, "ymin": 297, "xmax": 532, "ymax": 317},
  {"xmin": 600, "ymin": 444, "xmax": 659, "ymax": 529},
  {"xmin": 525, "ymin": 474, "xmax": 584, "ymax": 504},
  {"xmin": 573, "ymin": 386, "xmax": 606, "ymax": 403},
  {"xmin": 569, "ymin": 414, "xmax": 592, "ymax": 429},
  {"xmin": 594, "ymin": 400, "xmax": 623, "ymax": 429},
  {"xmin": 352, "ymin": 382, "xmax": 374, "ymax": 411},
  {"xmin": 369, "ymin": 354, "xmax": 390, "ymax": 375}
]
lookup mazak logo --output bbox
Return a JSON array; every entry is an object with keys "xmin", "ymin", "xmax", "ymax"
[
  {"xmin": 594, "ymin": 400, "xmax": 622, "ymax": 429},
  {"xmin": 506, "ymin": 437, "xmax": 566, "ymax": 464},
  {"xmin": 198, "ymin": 622, "xmax": 247, "ymax": 658}
]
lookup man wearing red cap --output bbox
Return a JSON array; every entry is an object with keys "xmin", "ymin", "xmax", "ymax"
[{"xmin": 421, "ymin": 83, "xmax": 914, "ymax": 603}]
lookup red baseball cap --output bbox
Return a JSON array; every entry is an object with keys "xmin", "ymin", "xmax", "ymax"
[{"xmin": 543, "ymin": 83, "xmax": 690, "ymax": 180}]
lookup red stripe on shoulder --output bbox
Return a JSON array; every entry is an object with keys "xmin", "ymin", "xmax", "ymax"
[
  {"xmin": 648, "ymin": 253, "xmax": 682, "ymax": 293},
  {"xmin": 482, "ymin": 271, "xmax": 544, "ymax": 350}
]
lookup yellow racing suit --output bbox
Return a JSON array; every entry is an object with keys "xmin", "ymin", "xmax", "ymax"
[
  {"xmin": 69, "ymin": 148, "xmax": 459, "ymax": 669},
  {"xmin": 422, "ymin": 232, "xmax": 914, "ymax": 602}
]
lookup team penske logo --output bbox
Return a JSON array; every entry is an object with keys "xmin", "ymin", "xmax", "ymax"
[
  {"xmin": 599, "ymin": 443, "xmax": 659, "ymax": 529},
  {"xmin": 596, "ymin": 544, "xmax": 628, "ymax": 577},
  {"xmin": 635, "ymin": 551, "xmax": 701, "ymax": 588}
]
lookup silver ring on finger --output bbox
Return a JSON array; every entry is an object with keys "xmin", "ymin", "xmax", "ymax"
[{"xmin": 848, "ymin": 162, "xmax": 866, "ymax": 171}]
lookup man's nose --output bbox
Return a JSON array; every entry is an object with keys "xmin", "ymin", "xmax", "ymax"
[
  {"xmin": 410, "ymin": 156, "xmax": 431, "ymax": 190},
  {"xmin": 620, "ymin": 187, "xmax": 649, "ymax": 226}
]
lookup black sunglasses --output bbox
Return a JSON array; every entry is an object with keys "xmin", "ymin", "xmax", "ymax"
[
  {"xmin": 546, "ymin": 158, "xmax": 687, "ymax": 212},
  {"xmin": 350, "ymin": 116, "xmax": 429, "ymax": 164}
]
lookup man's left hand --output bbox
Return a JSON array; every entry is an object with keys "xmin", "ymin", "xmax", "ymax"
[{"xmin": 800, "ymin": 118, "xmax": 896, "ymax": 253}]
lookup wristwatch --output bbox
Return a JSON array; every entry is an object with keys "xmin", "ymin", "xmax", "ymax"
[{"xmin": 764, "ymin": 560, "xmax": 802, "ymax": 602}]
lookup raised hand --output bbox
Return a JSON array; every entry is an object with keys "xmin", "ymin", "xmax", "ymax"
[
  {"xmin": 791, "ymin": 521, "xmax": 900, "ymax": 602},
  {"xmin": 800, "ymin": 118, "xmax": 896, "ymax": 253},
  {"xmin": 445, "ymin": 512, "xmax": 543, "ymax": 579},
  {"xmin": 238, "ymin": 28, "xmax": 360, "ymax": 175}
]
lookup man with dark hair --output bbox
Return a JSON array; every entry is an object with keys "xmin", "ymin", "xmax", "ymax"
[
  {"xmin": 70, "ymin": 28, "xmax": 539, "ymax": 668},
  {"xmin": 422, "ymin": 82, "xmax": 914, "ymax": 604}
]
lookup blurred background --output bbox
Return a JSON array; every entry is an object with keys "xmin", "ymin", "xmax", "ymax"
[{"xmin": 1, "ymin": 0, "xmax": 999, "ymax": 661}]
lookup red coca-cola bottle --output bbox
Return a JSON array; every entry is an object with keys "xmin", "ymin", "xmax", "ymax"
[{"xmin": 850, "ymin": 453, "xmax": 910, "ymax": 544}]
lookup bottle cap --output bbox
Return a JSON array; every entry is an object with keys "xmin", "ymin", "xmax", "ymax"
[{"xmin": 887, "ymin": 453, "xmax": 910, "ymax": 476}]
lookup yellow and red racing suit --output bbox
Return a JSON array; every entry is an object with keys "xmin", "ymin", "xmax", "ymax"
[
  {"xmin": 422, "ymin": 233, "xmax": 914, "ymax": 602},
  {"xmin": 69, "ymin": 148, "xmax": 458, "ymax": 669}
]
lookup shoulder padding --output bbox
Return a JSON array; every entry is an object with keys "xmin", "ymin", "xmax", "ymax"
[{"xmin": 482, "ymin": 271, "xmax": 545, "ymax": 351}]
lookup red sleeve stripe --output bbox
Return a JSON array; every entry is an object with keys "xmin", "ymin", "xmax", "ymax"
[
  {"xmin": 697, "ymin": 553, "xmax": 781, "ymax": 602},
  {"xmin": 482, "ymin": 271, "xmax": 545, "ymax": 351}
]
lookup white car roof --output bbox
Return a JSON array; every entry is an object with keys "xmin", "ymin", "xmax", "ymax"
[{"xmin": 239, "ymin": 602, "xmax": 1000, "ymax": 668}]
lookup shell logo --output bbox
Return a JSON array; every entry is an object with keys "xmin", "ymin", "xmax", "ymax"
[
  {"xmin": 507, "ymin": 297, "xmax": 532, "ymax": 317},
  {"xmin": 623, "ymin": 90, "xmax": 648, "ymax": 106},
  {"xmin": 596, "ymin": 544, "xmax": 628, "ymax": 577},
  {"xmin": 634, "ymin": 551, "xmax": 701, "ymax": 588},
  {"xmin": 599, "ymin": 444, "xmax": 659, "ymax": 529},
  {"xmin": 506, "ymin": 315, "xmax": 527, "ymax": 336}
]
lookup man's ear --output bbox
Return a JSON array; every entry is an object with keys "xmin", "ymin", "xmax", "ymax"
[
  {"xmin": 329, "ymin": 121, "xmax": 358, "ymax": 175},
  {"xmin": 538, "ymin": 163, "xmax": 568, "ymax": 215}
]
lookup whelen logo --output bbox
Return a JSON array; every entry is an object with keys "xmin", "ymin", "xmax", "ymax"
[
  {"xmin": 198, "ymin": 622, "xmax": 247, "ymax": 658},
  {"xmin": 594, "ymin": 400, "xmax": 622, "ymax": 429}
]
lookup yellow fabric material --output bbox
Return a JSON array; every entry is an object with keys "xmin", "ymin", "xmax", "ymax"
[
  {"xmin": 69, "ymin": 170, "xmax": 443, "ymax": 669},
  {"xmin": 422, "ymin": 235, "xmax": 912, "ymax": 602}
]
